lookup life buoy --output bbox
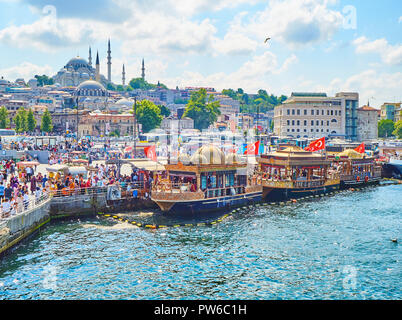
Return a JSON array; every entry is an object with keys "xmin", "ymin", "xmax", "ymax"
[
  {"xmin": 356, "ymin": 176, "xmax": 360, "ymax": 182},
  {"xmin": 364, "ymin": 176, "xmax": 369, "ymax": 183}
]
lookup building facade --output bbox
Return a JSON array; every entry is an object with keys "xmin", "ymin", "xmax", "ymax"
[
  {"xmin": 273, "ymin": 92, "xmax": 359, "ymax": 141},
  {"xmin": 380, "ymin": 102, "xmax": 401, "ymax": 122},
  {"xmin": 357, "ymin": 105, "xmax": 379, "ymax": 141}
]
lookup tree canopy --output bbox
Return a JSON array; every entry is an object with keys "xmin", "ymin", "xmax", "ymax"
[
  {"xmin": 129, "ymin": 78, "xmax": 167, "ymax": 90},
  {"xmin": 34, "ymin": 75, "xmax": 54, "ymax": 86},
  {"xmin": 183, "ymin": 88, "xmax": 221, "ymax": 130},
  {"xmin": 134, "ymin": 99, "xmax": 163, "ymax": 133},
  {"xmin": 158, "ymin": 104, "xmax": 171, "ymax": 117},
  {"xmin": 13, "ymin": 107, "xmax": 28, "ymax": 133},
  {"xmin": 27, "ymin": 109, "xmax": 37, "ymax": 132},
  {"xmin": 378, "ymin": 119, "xmax": 395, "ymax": 138},
  {"xmin": 0, "ymin": 106, "xmax": 10, "ymax": 129},
  {"xmin": 222, "ymin": 88, "xmax": 287, "ymax": 113},
  {"xmin": 392, "ymin": 120, "xmax": 402, "ymax": 139},
  {"xmin": 41, "ymin": 109, "xmax": 53, "ymax": 133}
]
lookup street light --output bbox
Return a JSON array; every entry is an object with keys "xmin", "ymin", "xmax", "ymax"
[{"xmin": 133, "ymin": 97, "xmax": 137, "ymax": 158}]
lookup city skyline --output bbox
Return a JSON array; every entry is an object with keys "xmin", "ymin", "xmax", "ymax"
[{"xmin": 0, "ymin": 0, "xmax": 401, "ymax": 106}]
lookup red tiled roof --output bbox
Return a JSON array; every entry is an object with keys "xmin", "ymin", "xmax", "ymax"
[{"xmin": 358, "ymin": 105, "xmax": 378, "ymax": 111}]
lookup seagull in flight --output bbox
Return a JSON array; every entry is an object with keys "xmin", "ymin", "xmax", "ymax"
[{"xmin": 264, "ymin": 37, "xmax": 271, "ymax": 43}]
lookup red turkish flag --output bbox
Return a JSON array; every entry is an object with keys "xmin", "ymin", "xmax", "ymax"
[
  {"xmin": 354, "ymin": 143, "xmax": 365, "ymax": 154},
  {"xmin": 306, "ymin": 137, "xmax": 325, "ymax": 152},
  {"xmin": 244, "ymin": 141, "xmax": 260, "ymax": 155},
  {"xmin": 144, "ymin": 145, "xmax": 157, "ymax": 161}
]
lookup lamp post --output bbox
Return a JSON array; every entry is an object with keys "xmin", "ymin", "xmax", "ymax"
[
  {"xmin": 75, "ymin": 97, "xmax": 79, "ymax": 141},
  {"xmin": 133, "ymin": 97, "xmax": 137, "ymax": 158}
]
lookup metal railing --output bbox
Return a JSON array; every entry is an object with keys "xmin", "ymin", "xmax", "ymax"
[
  {"xmin": 48, "ymin": 181, "xmax": 149, "ymax": 198},
  {"xmin": 0, "ymin": 191, "xmax": 51, "ymax": 220}
]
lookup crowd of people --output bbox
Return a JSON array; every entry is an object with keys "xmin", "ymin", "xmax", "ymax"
[
  {"xmin": 0, "ymin": 136, "xmax": 158, "ymax": 220},
  {"xmin": 0, "ymin": 160, "xmax": 48, "ymax": 218}
]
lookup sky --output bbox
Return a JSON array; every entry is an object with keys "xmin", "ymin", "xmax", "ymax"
[{"xmin": 0, "ymin": 0, "xmax": 401, "ymax": 108}]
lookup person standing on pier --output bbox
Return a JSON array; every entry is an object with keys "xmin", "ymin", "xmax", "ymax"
[{"xmin": 30, "ymin": 175, "xmax": 37, "ymax": 195}]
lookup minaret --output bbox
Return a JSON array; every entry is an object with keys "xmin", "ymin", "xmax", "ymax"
[
  {"xmin": 107, "ymin": 39, "xmax": 112, "ymax": 82},
  {"xmin": 88, "ymin": 46, "xmax": 92, "ymax": 67},
  {"xmin": 141, "ymin": 58, "xmax": 145, "ymax": 80},
  {"xmin": 122, "ymin": 64, "xmax": 126, "ymax": 86},
  {"xmin": 95, "ymin": 51, "xmax": 100, "ymax": 82}
]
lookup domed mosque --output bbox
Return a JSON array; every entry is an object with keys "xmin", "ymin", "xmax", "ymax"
[{"xmin": 53, "ymin": 43, "xmax": 111, "ymax": 87}]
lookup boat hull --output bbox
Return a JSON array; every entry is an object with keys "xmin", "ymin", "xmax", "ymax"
[
  {"xmin": 340, "ymin": 177, "xmax": 382, "ymax": 189},
  {"xmin": 262, "ymin": 183, "xmax": 340, "ymax": 202},
  {"xmin": 153, "ymin": 191, "xmax": 262, "ymax": 215}
]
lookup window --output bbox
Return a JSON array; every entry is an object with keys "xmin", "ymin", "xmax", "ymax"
[
  {"xmin": 304, "ymin": 120, "xmax": 307, "ymax": 126},
  {"xmin": 292, "ymin": 109, "xmax": 295, "ymax": 115},
  {"xmin": 311, "ymin": 120, "xmax": 314, "ymax": 126},
  {"xmin": 321, "ymin": 121, "xmax": 324, "ymax": 126},
  {"xmin": 322, "ymin": 110, "xmax": 324, "ymax": 115},
  {"xmin": 287, "ymin": 109, "xmax": 290, "ymax": 115},
  {"xmin": 331, "ymin": 110, "xmax": 334, "ymax": 116},
  {"xmin": 335, "ymin": 110, "xmax": 338, "ymax": 116},
  {"xmin": 316, "ymin": 120, "xmax": 319, "ymax": 126},
  {"xmin": 327, "ymin": 121, "xmax": 329, "ymax": 126},
  {"xmin": 297, "ymin": 129, "xmax": 300, "ymax": 132},
  {"xmin": 304, "ymin": 110, "xmax": 307, "ymax": 115},
  {"xmin": 327, "ymin": 110, "xmax": 330, "ymax": 115},
  {"xmin": 331, "ymin": 119, "xmax": 337, "ymax": 123},
  {"xmin": 339, "ymin": 111, "xmax": 341, "ymax": 116},
  {"xmin": 292, "ymin": 120, "xmax": 295, "ymax": 125},
  {"xmin": 287, "ymin": 120, "xmax": 290, "ymax": 126},
  {"xmin": 297, "ymin": 109, "xmax": 300, "ymax": 115},
  {"xmin": 311, "ymin": 110, "xmax": 314, "ymax": 115},
  {"xmin": 297, "ymin": 120, "xmax": 300, "ymax": 126}
]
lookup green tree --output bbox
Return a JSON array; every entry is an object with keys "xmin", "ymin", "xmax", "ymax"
[
  {"xmin": 0, "ymin": 106, "xmax": 10, "ymax": 129},
  {"xmin": 27, "ymin": 109, "xmax": 37, "ymax": 132},
  {"xmin": 40, "ymin": 108, "xmax": 53, "ymax": 133},
  {"xmin": 34, "ymin": 74, "xmax": 54, "ymax": 86},
  {"xmin": 392, "ymin": 120, "xmax": 402, "ymax": 139},
  {"xmin": 134, "ymin": 100, "xmax": 163, "ymax": 133},
  {"xmin": 13, "ymin": 107, "xmax": 28, "ymax": 133},
  {"xmin": 129, "ymin": 78, "xmax": 167, "ymax": 90},
  {"xmin": 183, "ymin": 88, "xmax": 221, "ymax": 130},
  {"xmin": 378, "ymin": 119, "xmax": 395, "ymax": 138},
  {"xmin": 106, "ymin": 83, "xmax": 116, "ymax": 91},
  {"xmin": 158, "ymin": 105, "xmax": 171, "ymax": 117}
]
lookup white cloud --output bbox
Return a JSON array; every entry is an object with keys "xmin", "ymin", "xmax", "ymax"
[
  {"xmin": 160, "ymin": 51, "xmax": 298, "ymax": 93},
  {"xmin": 353, "ymin": 36, "xmax": 402, "ymax": 65},
  {"xmin": 233, "ymin": 0, "xmax": 343, "ymax": 48},
  {"xmin": 399, "ymin": 16, "xmax": 402, "ymax": 23},
  {"xmin": 0, "ymin": 62, "xmax": 54, "ymax": 82},
  {"xmin": 317, "ymin": 69, "xmax": 402, "ymax": 106}
]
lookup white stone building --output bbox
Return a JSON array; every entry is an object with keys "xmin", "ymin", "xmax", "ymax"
[
  {"xmin": 357, "ymin": 105, "xmax": 379, "ymax": 141},
  {"xmin": 273, "ymin": 92, "xmax": 359, "ymax": 141}
]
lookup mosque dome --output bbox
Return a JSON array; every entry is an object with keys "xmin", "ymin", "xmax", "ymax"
[
  {"xmin": 194, "ymin": 145, "xmax": 225, "ymax": 165},
  {"xmin": 190, "ymin": 153, "xmax": 208, "ymax": 165},
  {"xmin": 66, "ymin": 56, "xmax": 89, "ymax": 70},
  {"xmin": 75, "ymin": 80, "xmax": 108, "ymax": 97},
  {"xmin": 115, "ymin": 98, "xmax": 134, "ymax": 107}
]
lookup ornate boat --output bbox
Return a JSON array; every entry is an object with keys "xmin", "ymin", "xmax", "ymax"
[
  {"xmin": 328, "ymin": 149, "xmax": 382, "ymax": 188},
  {"xmin": 256, "ymin": 145, "xmax": 340, "ymax": 201},
  {"xmin": 151, "ymin": 145, "xmax": 262, "ymax": 215}
]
